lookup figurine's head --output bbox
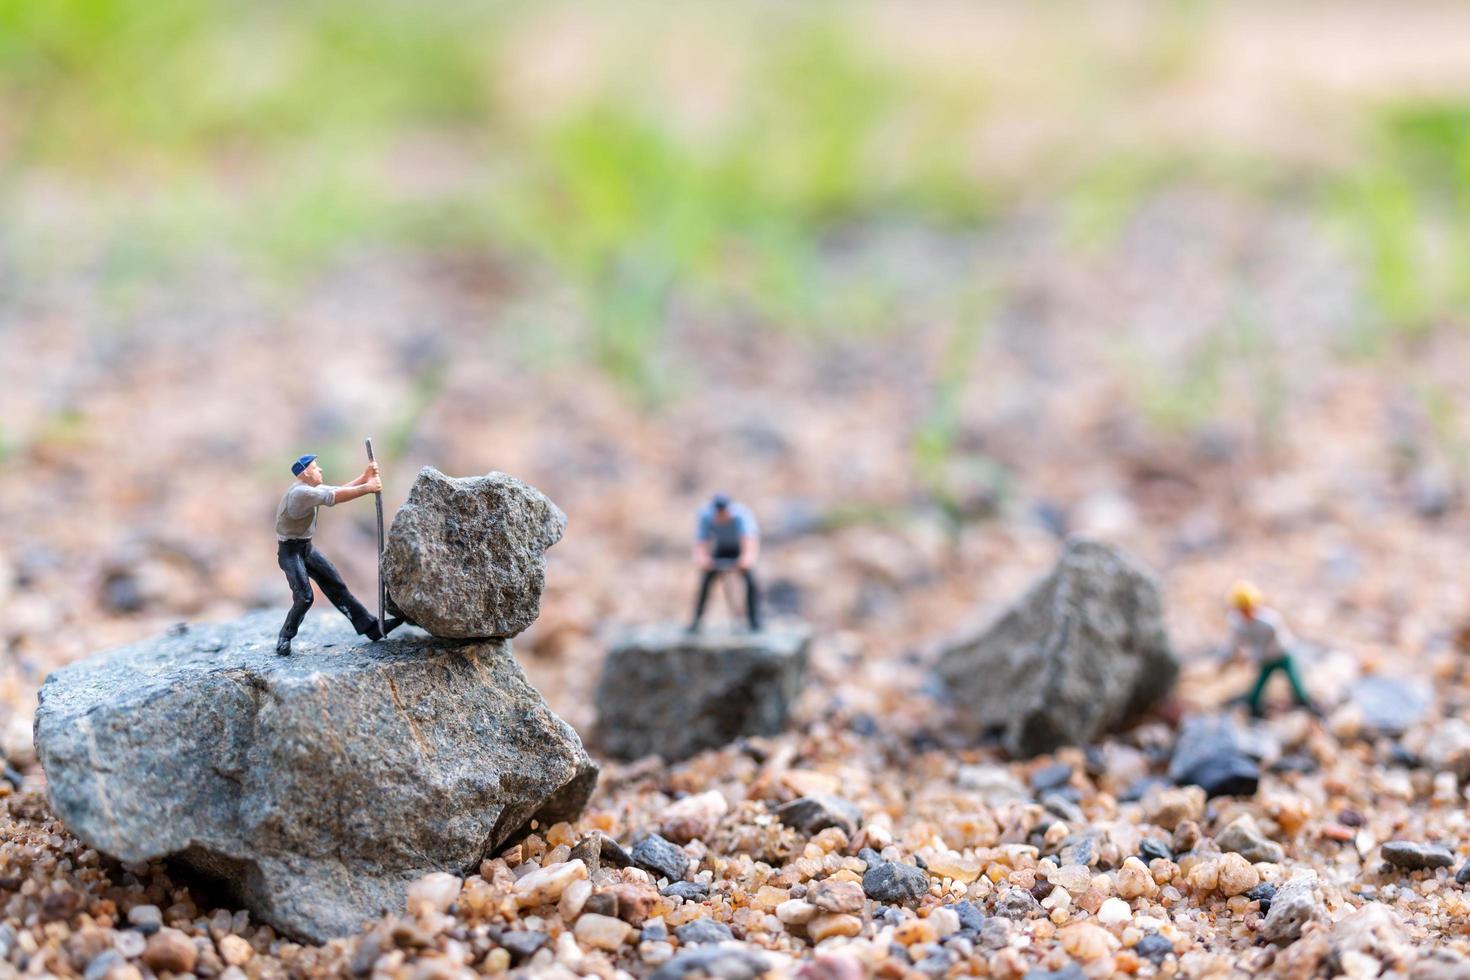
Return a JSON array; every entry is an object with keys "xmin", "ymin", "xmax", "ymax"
[
  {"xmin": 1229, "ymin": 580, "xmax": 1263, "ymax": 616},
  {"xmin": 711, "ymin": 492, "xmax": 731, "ymax": 521},
  {"xmin": 292, "ymin": 454, "xmax": 323, "ymax": 486}
]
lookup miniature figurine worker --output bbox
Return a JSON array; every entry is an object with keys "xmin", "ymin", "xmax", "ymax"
[
  {"xmin": 688, "ymin": 493, "xmax": 762, "ymax": 632},
  {"xmin": 1223, "ymin": 580, "xmax": 1317, "ymax": 717},
  {"xmin": 274, "ymin": 454, "xmax": 399, "ymax": 656}
]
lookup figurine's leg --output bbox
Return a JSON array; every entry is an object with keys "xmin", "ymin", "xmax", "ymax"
[
  {"xmin": 1280, "ymin": 656, "xmax": 1318, "ymax": 714},
  {"xmin": 688, "ymin": 570, "xmax": 718, "ymax": 631},
  {"xmin": 1245, "ymin": 660, "xmax": 1281, "ymax": 717},
  {"xmin": 304, "ymin": 546, "xmax": 378, "ymax": 636},
  {"xmin": 276, "ymin": 542, "xmax": 314, "ymax": 655},
  {"xmin": 741, "ymin": 568, "xmax": 763, "ymax": 631}
]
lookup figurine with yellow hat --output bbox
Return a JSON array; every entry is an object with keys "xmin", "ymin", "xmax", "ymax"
[{"xmin": 1223, "ymin": 580, "xmax": 1319, "ymax": 717}]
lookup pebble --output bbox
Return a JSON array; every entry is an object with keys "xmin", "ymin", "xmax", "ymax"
[
  {"xmin": 113, "ymin": 930, "xmax": 145, "ymax": 959},
  {"xmin": 893, "ymin": 918, "xmax": 937, "ymax": 946},
  {"xmin": 1142, "ymin": 786, "xmax": 1204, "ymax": 830},
  {"xmin": 1047, "ymin": 864, "xmax": 1093, "ymax": 895},
  {"xmin": 1245, "ymin": 882, "xmax": 1276, "ymax": 912},
  {"xmin": 777, "ymin": 899, "xmax": 819, "ymax": 925},
  {"xmin": 1214, "ymin": 814, "xmax": 1286, "ymax": 864},
  {"xmin": 126, "ymin": 905, "xmax": 162, "ymax": 934},
  {"xmin": 1137, "ymin": 838, "xmax": 1172, "ymax": 863},
  {"xmin": 1030, "ymin": 762, "xmax": 1074, "ymax": 793},
  {"xmin": 946, "ymin": 901, "xmax": 984, "ymax": 936},
  {"xmin": 574, "ymin": 913, "xmax": 633, "ymax": 950},
  {"xmin": 500, "ymin": 930, "xmax": 548, "ymax": 962},
  {"xmin": 650, "ymin": 946, "xmax": 769, "ymax": 980},
  {"xmin": 1116, "ymin": 857, "xmax": 1158, "ymax": 899},
  {"xmin": 663, "ymin": 880, "xmax": 710, "ymax": 902},
  {"xmin": 1261, "ymin": 873, "xmax": 1324, "ymax": 944},
  {"xmin": 632, "ymin": 834, "xmax": 691, "ymax": 882},
  {"xmin": 217, "ymin": 933, "xmax": 253, "ymax": 966},
  {"xmin": 928, "ymin": 906, "xmax": 961, "ymax": 938},
  {"xmin": 1134, "ymin": 932, "xmax": 1174, "ymax": 964},
  {"xmin": 1381, "ymin": 840, "xmax": 1455, "ymax": 871},
  {"xmin": 559, "ymin": 878, "xmax": 592, "ymax": 919},
  {"xmin": 570, "ymin": 834, "xmax": 602, "ymax": 872},
  {"xmin": 862, "ymin": 860, "xmax": 929, "ymax": 904},
  {"xmin": 659, "ymin": 791, "xmax": 729, "ymax": 844},
  {"xmin": 1215, "ymin": 853, "xmax": 1259, "ymax": 897},
  {"xmin": 807, "ymin": 913, "xmax": 863, "ymax": 942},
  {"xmin": 513, "ymin": 859, "xmax": 588, "ymax": 907},
  {"xmin": 993, "ymin": 886, "xmax": 1042, "ymax": 920},
  {"xmin": 1457, "ymin": 860, "xmax": 1470, "ymax": 886},
  {"xmin": 674, "ymin": 918, "xmax": 734, "ymax": 945},
  {"xmin": 809, "ymin": 878, "xmax": 866, "ymax": 914},
  {"xmin": 1096, "ymin": 897, "xmax": 1132, "ymax": 926},
  {"xmin": 142, "ymin": 928, "xmax": 198, "ymax": 974},
  {"xmin": 775, "ymin": 794, "xmax": 864, "ymax": 835},
  {"xmin": 406, "ymin": 872, "xmax": 461, "ymax": 915},
  {"xmin": 1060, "ymin": 922, "xmax": 1114, "ymax": 960}
]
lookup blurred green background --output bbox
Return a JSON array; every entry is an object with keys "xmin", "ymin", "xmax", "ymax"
[{"xmin": 4, "ymin": 0, "xmax": 1470, "ymax": 424}]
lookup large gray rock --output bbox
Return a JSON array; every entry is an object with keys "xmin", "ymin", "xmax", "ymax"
[
  {"xmin": 594, "ymin": 624, "xmax": 810, "ymax": 763},
  {"xmin": 935, "ymin": 537, "xmax": 1179, "ymax": 757},
  {"xmin": 383, "ymin": 468, "xmax": 566, "ymax": 639},
  {"xmin": 35, "ymin": 611, "xmax": 596, "ymax": 943}
]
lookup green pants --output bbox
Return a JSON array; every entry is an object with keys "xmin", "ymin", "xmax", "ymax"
[{"xmin": 1247, "ymin": 656, "xmax": 1311, "ymax": 714}]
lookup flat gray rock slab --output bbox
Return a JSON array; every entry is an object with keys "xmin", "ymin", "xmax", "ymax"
[
  {"xmin": 936, "ymin": 537, "xmax": 1179, "ymax": 758},
  {"xmin": 35, "ymin": 611, "xmax": 596, "ymax": 943},
  {"xmin": 594, "ymin": 624, "xmax": 810, "ymax": 763},
  {"xmin": 383, "ymin": 468, "xmax": 566, "ymax": 639}
]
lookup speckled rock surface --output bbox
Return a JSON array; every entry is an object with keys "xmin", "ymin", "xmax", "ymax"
[
  {"xmin": 382, "ymin": 468, "xmax": 567, "ymax": 639},
  {"xmin": 34, "ymin": 611, "xmax": 597, "ymax": 943},
  {"xmin": 936, "ymin": 537, "xmax": 1179, "ymax": 757},
  {"xmin": 594, "ymin": 624, "xmax": 811, "ymax": 763}
]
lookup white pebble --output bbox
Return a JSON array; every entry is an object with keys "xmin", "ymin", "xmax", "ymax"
[{"xmin": 1097, "ymin": 897, "xmax": 1132, "ymax": 926}]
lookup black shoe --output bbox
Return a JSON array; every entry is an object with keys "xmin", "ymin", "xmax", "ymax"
[{"xmin": 275, "ymin": 638, "xmax": 292, "ymax": 657}]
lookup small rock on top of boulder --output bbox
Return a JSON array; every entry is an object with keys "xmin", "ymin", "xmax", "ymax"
[
  {"xmin": 34, "ymin": 611, "xmax": 596, "ymax": 943},
  {"xmin": 594, "ymin": 624, "xmax": 810, "ymax": 763},
  {"xmin": 936, "ymin": 537, "xmax": 1179, "ymax": 757},
  {"xmin": 382, "ymin": 468, "xmax": 567, "ymax": 639}
]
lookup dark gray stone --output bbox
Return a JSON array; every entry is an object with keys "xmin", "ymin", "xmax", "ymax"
[
  {"xmin": 1350, "ymin": 676, "xmax": 1431, "ymax": 737},
  {"xmin": 663, "ymin": 881, "xmax": 710, "ymax": 902},
  {"xmin": 382, "ymin": 468, "xmax": 566, "ymax": 639},
  {"xmin": 1134, "ymin": 932, "xmax": 1173, "ymax": 964},
  {"xmin": 1381, "ymin": 840, "xmax": 1455, "ymax": 871},
  {"xmin": 631, "ymin": 833, "xmax": 690, "ymax": 882},
  {"xmin": 1168, "ymin": 715, "xmax": 1260, "ymax": 798},
  {"xmin": 945, "ymin": 900, "xmax": 984, "ymax": 936},
  {"xmin": 570, "ymin": 834, "xmax": 602, "ymax": 873},
  {"xmin": 34, "ymin": 611, "xmax": 597, "ymax": 943},
  {"xmin": 862, "ymin": 860, "xmax": 930, "ymax": 904},
  {"xmin": 1025, "ymin": 965, "xmax": 1085, "ymax": 980},
  {"xmin": 773, "ymin": 794, "xmax": 862, "ymax": 836},
  {"xmin": 1457, "ymin": 859, "xmax": 1470, "ymax": 886},
  {"xmin": 594, "ymin": 625, "xmax": 810, "ymax": 763},
  {"xmin": 1245, "ymin": 883, "xmax": 1276, "ymax": 912},
  {"xmin": 500, "ymin": 930, "xmax": 547, "ymax": 962},
  {"xmin": 650, "ymin": 945, "xmax": 770, "ymax": 980},
  {"xmin": 935, "ymin": 538, "xmax": 1179, "ymax": 757},
  {"xmin": 1138, "ymin": 838, "xmax": 1172, "ymax": 863},
  {"xmin": 674, "ymin": 918, "xmax": 735, "ymax": 945},
  {"xmin": 1029, "ymin": 763, "xmax": 1073, "ymax": 793}
]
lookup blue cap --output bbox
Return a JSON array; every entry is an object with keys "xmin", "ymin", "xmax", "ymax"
[
  {"xmin": 711, "ymin": 492, "xmax": 731, "ymax": 509},
  {"xmin": 291, "ymin": 454, "xmax": 318, "ymax": 476}
]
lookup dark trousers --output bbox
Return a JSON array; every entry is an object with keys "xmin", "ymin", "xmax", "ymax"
[
  {"xmin": 277, "ymin": 539, "xmax": 376, "ymax": 641},
  {"xmin": 691, "ymin": 561, "xmax": 761, "ymax": 630}
]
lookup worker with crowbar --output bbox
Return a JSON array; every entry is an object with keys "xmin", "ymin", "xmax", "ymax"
[
  {"xmin": 686, "ymin": 492, "xmax": 763, "ymax": 633},
  {"xmin": 272, "ymin": 443, "xmax": 401, "ymax": 656}
]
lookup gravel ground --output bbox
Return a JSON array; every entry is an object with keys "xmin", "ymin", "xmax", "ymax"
[{"xmin": 4, "ymin": 193, "xmax": 1470, "ymax": 977}]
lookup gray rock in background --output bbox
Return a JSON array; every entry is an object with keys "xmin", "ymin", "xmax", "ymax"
[
  {"xmin": 935, "ymin": 537, "xmax": 1179, "ymax": 757},
  {"xmin": 383, "ymin": 468, "xmax": 566, "ymax": 639},
  {"xmin": 35, "ymin": 611, "xmax": 596, "ymax": 943},
  {"xmin": 1349, "ymin": 675, "xmax": 1431, "ymax": 737},
  {"xmin": 594, "ymin": 625, "xmax": 810, "ymax": 763}
]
